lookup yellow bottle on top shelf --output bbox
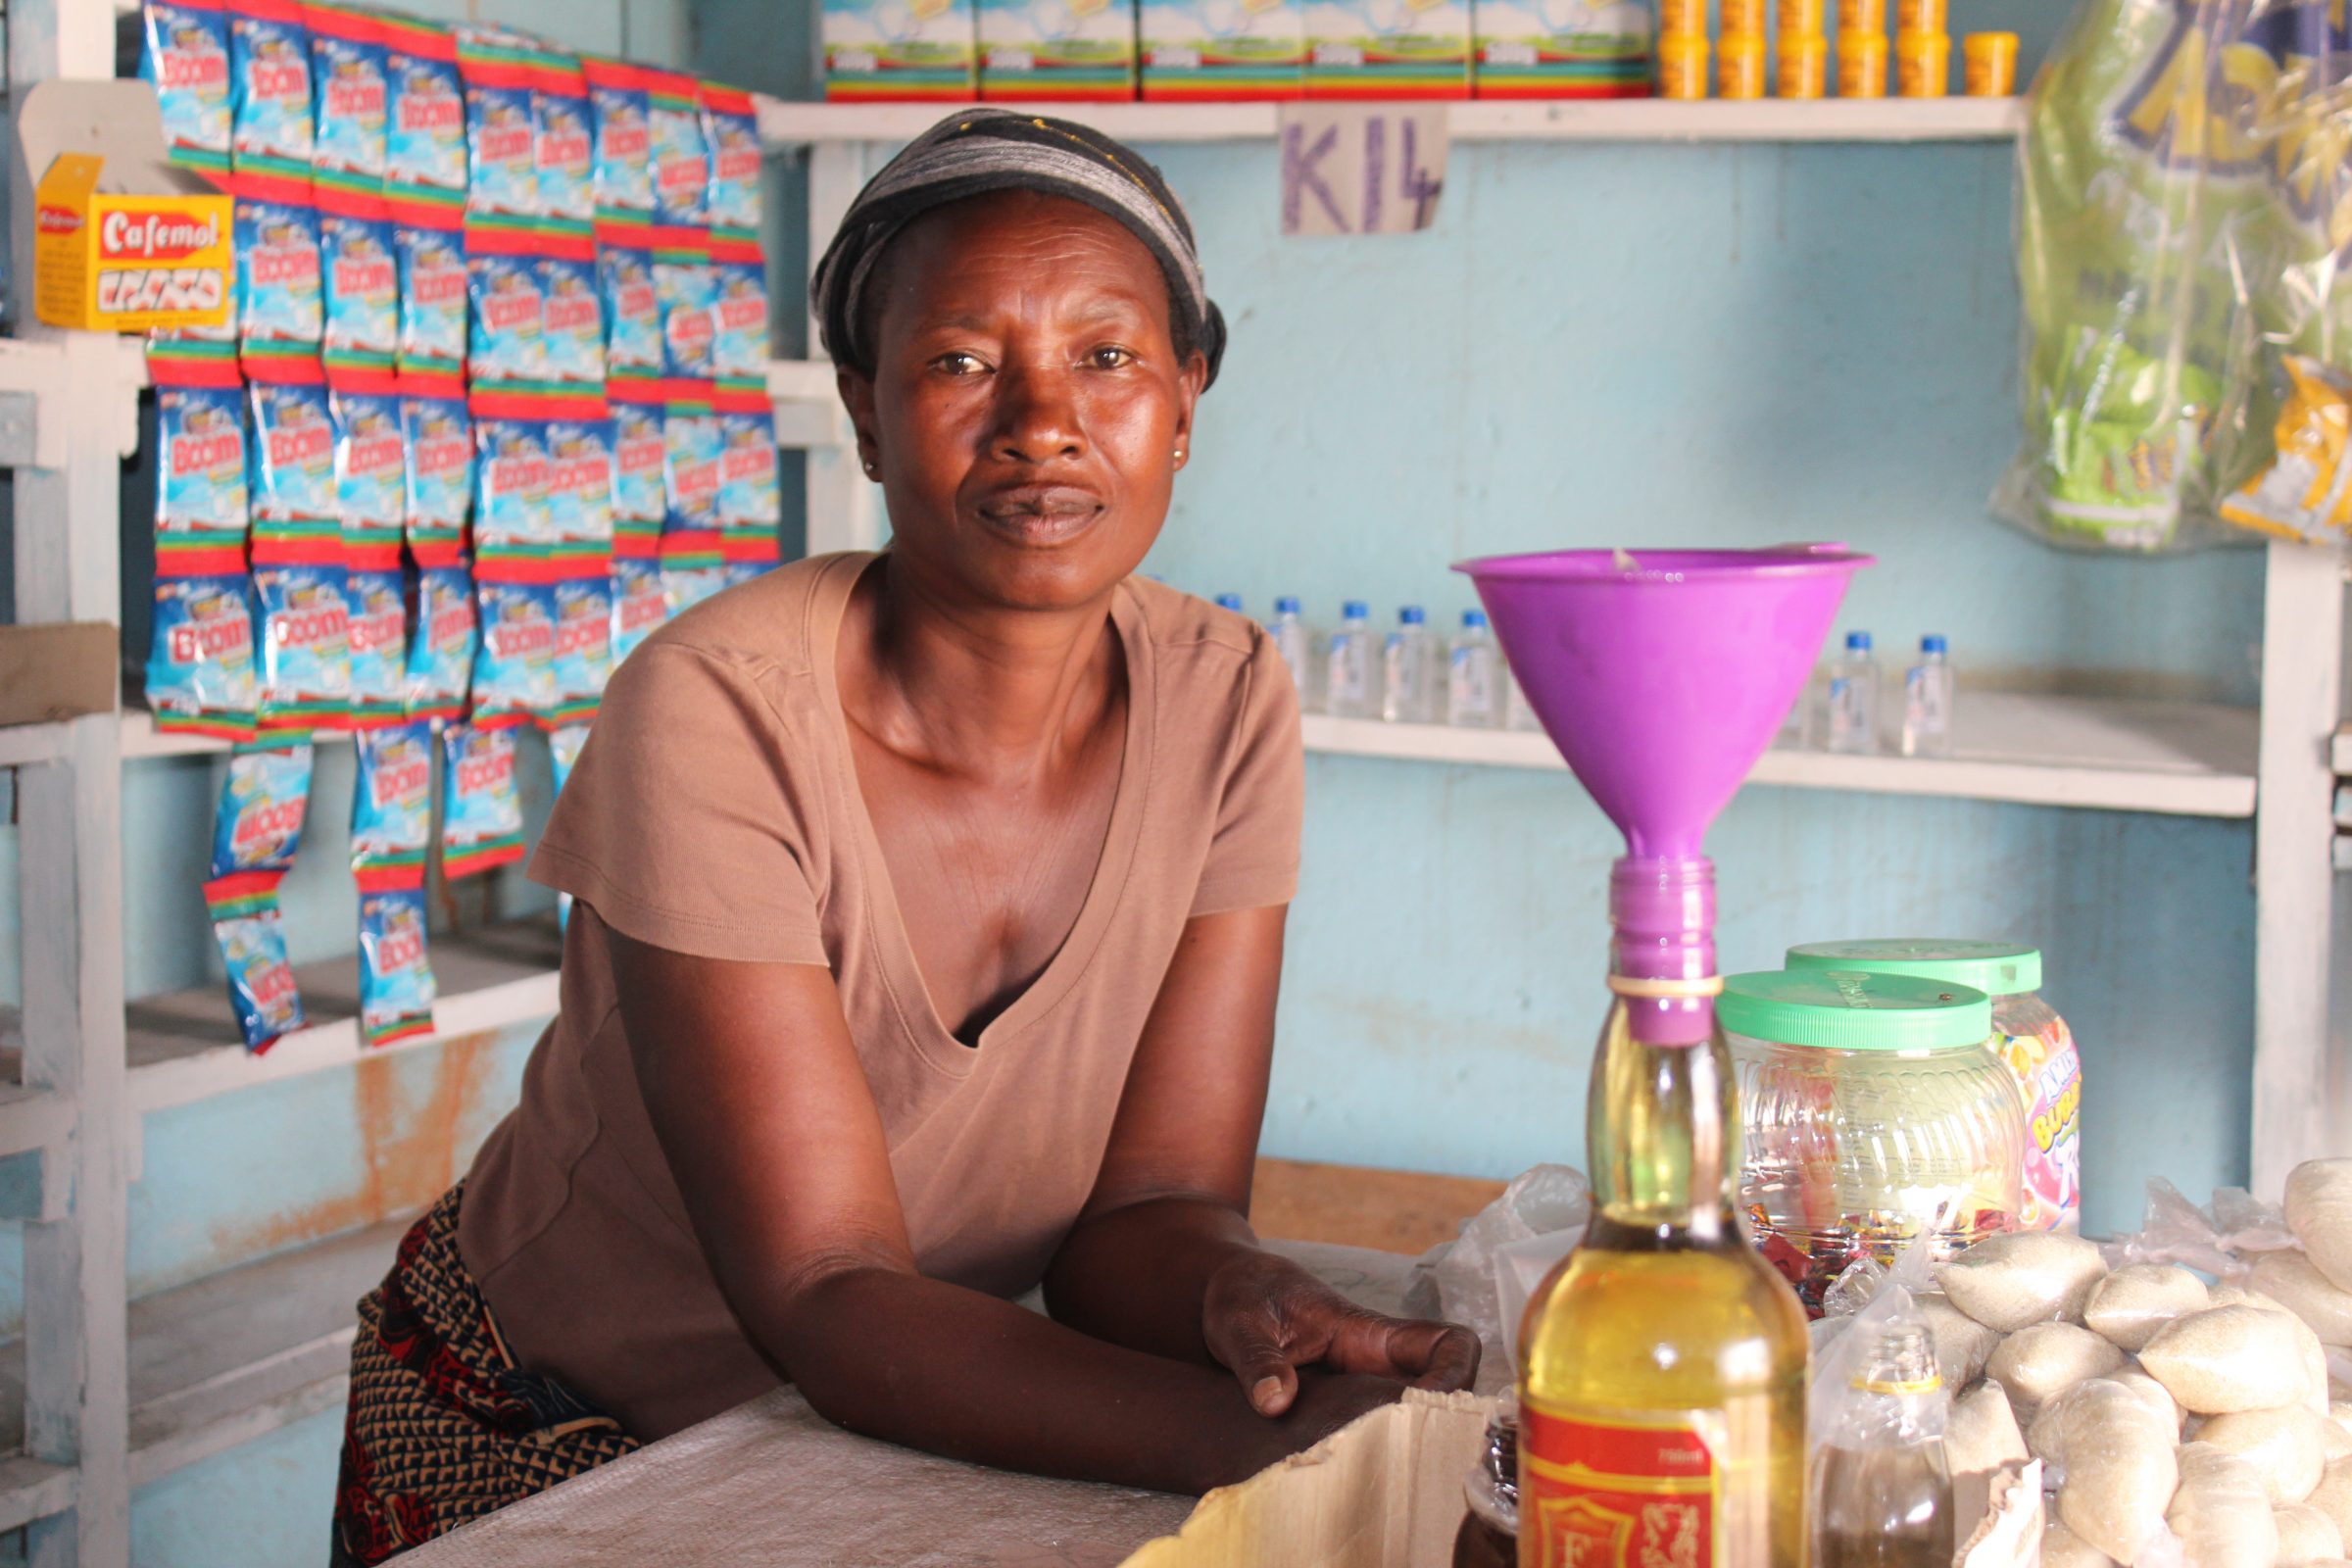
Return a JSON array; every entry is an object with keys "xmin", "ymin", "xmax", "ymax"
[
  {"xmin": 1962, "ymin": 30, "xmax": 2017, "ymax": 95},
  {"xmin": 1836, "ymin": 0, "xmax": 1881, "ymax": 33},
  {"xmin": 1895, "ymin": 29, "xmax": 1948, "ymax": 96},
  {"xmin": 1717, "ymin": 33, "xmax": 1767, "ymax": 97},
  {"xmin": 1659, "ymin": 31, "xmax": 1711, "ymax": 97},
  {"xmin": 1660, "ymin": 0, "xmax": 1707, "ymax": 36},
  {"xmin": 1778, "ymin": 32, "xmax": 1827, "ymax": 97},
  {"xmin": 1838, "ymin": 30, "xmax": 1886, "ymax": 95}
]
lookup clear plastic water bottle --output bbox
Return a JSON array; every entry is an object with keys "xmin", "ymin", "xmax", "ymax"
[
  {"xmin": 1825, "ymin": 631, "xmax": 1880, "ymax": 755},
  {"xmin": 1381, "ymin": 606, "xmax": 1438, "ymax": 723},
  {"xmin": 1213, "ymin": 592, "xmax": 1244, "ymax": 613},
  {"xmin": 1504, "ymin": 656, "xmax": 1541, "ymax": 731},
  {"xmin": 1266, "ymin": 596, "xmax": 1312, "ymax": 710},
  {"xmin": 1900, "ymin": 635, "xmax": 1953, "ymax": 759},
  {"xmin": 1323, "ymin": 601, "xmax": 1374, "ymax": 718},
  {"xmin": 1447, "ymin": 609, "xmax": 1500, "ymax": 728}
]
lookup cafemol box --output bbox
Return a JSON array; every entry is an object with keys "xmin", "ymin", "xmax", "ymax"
[
  {"xmin": 24, "ymin": 79, "xmax": 233, "ymax": 333},
  {"xmin": 1140, "ymin": 0, "xmax": 1303, "ymax": 99},
  {"xmin": 824, "ymin": 0, "xmax": 980, "ymax": 100},
  {"xmin": 1303, "ymin": 0, "xmax": 1471, "ymax": 97},
  {"xmin": 979, "ymin": 0, "xmax": 1138, "ymax": 99}
]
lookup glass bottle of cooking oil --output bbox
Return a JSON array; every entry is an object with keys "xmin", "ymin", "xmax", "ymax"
[{"xmin": 1517, "ymin": 859, "xmax": 1811, "ymax": 1568}]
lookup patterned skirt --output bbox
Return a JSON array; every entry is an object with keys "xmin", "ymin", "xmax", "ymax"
[{"xmin": 333, "ymin": 1184, "xmax": 642, "ymax": 1563}]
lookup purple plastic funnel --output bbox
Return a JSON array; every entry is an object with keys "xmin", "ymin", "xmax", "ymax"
[{"xmin": 1454, "ymin": 546, "xmax": 1870, "ymax": 861}]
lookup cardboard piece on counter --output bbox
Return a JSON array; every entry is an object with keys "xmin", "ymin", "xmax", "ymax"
[
  {"xmin": 22, "ymin": 79, "xmax": 233, "ymax": 333},
  {"xmin": 0, "ymin": 622, "xmax": 117, "ymax": 727},
  {"xmin": 1120, "ymin": 1389, "xmax": 1493, "ymax": 1568}
]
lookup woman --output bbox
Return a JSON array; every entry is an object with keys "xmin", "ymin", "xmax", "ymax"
[{"xmin": 332, "ymin": 110, "xmax": 1478, "ymax": 1563}]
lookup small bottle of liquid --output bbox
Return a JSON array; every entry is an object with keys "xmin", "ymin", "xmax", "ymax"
[
  {"xmin": 1446, "ymin": 609, "xmax": 1500, "ymax": 729},
  {"xmin": 1324, "ymin": 601, "xmax": 1374, "ymax": 719},
  {"xmin": 1900, "ymin": 635, "xmax": 1953, "ymax": 759},
  {"xmin": 1824, "ymin": 631, "xmax": 1880, "ymax": 755},
  {"xmin": 1809, "ymin": 1321, "xmax": 1953, "ymax": 1568},
  {"xmin": 1382, "ymin": 606, "xmax": 1438, "ymax": 723},
  {"xmin": 1266, "ymin": 596, "xmax": 1312, "ymax": 710}
]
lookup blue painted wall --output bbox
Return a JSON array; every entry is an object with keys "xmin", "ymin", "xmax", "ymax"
[{"xmin": 0, "ymin": 0, "xmax": 2285, "ymax": 1559}]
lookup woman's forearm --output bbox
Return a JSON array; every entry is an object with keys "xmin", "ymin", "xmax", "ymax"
[
  {"xmin": 1042, "ymin": 1195, "xmax": 1260, "ymax": 1360},
  {"xmin": 776, "ymin": 1263, "xmax": 1358, "ymax": 1493}
]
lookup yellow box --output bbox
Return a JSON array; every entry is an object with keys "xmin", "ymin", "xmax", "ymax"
[{"xmin": 23, "ymin": 80, "xmax": 231, "ymax": 334}]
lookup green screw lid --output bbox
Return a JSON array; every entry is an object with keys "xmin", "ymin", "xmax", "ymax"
[
  {"xmin": 1785, "ymin": 940, "xmax": 2042, "ymax": 998},
  {"xmin": 1719, "ymin": 969, "xmax": 1994, "ymax": 1053}
]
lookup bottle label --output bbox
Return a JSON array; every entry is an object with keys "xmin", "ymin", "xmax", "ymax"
[
  {"xmin": 2001, "ymin": 1013, "xmax": 2082, "ymax": 1231},
  {"xmin": 1518, "ymin": 1399, "xmax": 1727, "ymax": 1568}
]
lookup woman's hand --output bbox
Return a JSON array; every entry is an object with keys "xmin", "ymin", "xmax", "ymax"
[{"xmin": 1201, "ymin": 1249, "xmax": 1481, "ymax": 1417}]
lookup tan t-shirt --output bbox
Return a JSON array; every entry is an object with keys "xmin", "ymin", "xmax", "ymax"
[{"xmin": 457, "ymin": 552, "xmax": 1303, "ymax": 1440}]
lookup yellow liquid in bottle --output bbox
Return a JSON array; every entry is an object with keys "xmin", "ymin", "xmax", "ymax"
[{"xmin": 1517, "ymin": 1004, "xmax": 1809, "ymax": 1568}]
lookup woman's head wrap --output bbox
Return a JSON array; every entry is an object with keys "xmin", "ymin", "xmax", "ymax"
[{"xmin": 810, "ymin": 109, "xmax": 1227, "ymax": 388}]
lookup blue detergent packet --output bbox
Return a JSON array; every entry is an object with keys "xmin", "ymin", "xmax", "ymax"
[
  {"xmin": 544, "ymin": 418, "xmax": 614, "ymax": 547},
  {"xmin": 144, "ymin": 3, "xmax": 234, "ymax": 161},
  {"xmin": 465, "ymin": 78, "xmax": 538, "ymax": 217},
  {"xmin": 248, "ymin": 378, "xmax": 338, "ymax": 530},
  {"xmin": 311, "ymin": 22, "xmax": 388, "ymax": 180},
  {"xmin": 701, "ymin": 92, "xmax": 762, "ymax": 232},
  {"xmin": 723, "ymin": 561, "xmax": 776, "ymax": 590},
  {"xmin": 715, "ymin": 411, "xmax": 781, "ymax": 528},
  {"xmin": 440, "ymin": 723, "xmax": 523, "ymax": 875},
  {"xmin": 710, "ymin": 258, "xmax": 768, "ymax": 381},
  {"xmin": 551, "ymin": 576, "xmax": 612, "ymax": 710},
  {"xmin": 384, "ymin": 34, "xmax": 466, "ymax": 191},
  {"xmin": 533, "ymin": 77, "xmax": 597, "ymax": 224},
  {"xmin": 332, "ymin": 388, "xmax": 407, "ymax": 543},
  {"xmin": 405, "ymin": 562, "xmax": 478, "ymax": 718},
  {"xmin": 471, "ymin": 578, "xmax": 559, "ymax": 721},
  {"xmin": 344, "ymin": 567, "xmax": 408, "ymax": 720},
  {"xmin": 656, "ymin": 255, "xmax": 716, "ymax": 380},
  {"xmin": 610, "ymin": 558, "xmax": 667, "ymax": 664},
  {"xmin": 351, "ymin": 722, "xmax": 435, "ymax": 866},
  {"xmin": 466, "ymin": 251, "xmax": 544, "ymax": 383},
  {"xmin": 320, "ymin": 208, "xmax": 398, "ymax": 363},
  {"xmin": 662, "ymin": 411, "xmax": 722, "ymax": 533},
  {"xmin": 586, "ymin": 67, "xmax": 653, "ymax": 213},
  {"xmin": 598, "ymin": 240, "xmax": 662, "ymax": 376},
  {"xmin": 230, "ymin": 6, "xmax": 313, "ymax": 168},
  {"xmin": 394, "ymin": 225, "xmax": 467, "ymax": 370},
  {"xmin": 254, "ymin": 563, "xmax": 352, "ymax": 717},
  {"xmin": 148, "ymin": 575, "xmax": 259, "ymax": 733},
  {"xmin": 209, "ymin": 739, "xmax": 314, "ymax": 877},
  {"xmin": 648, "ymin": 83, "xmax": 708, "ymax": 227},
  {"xmin": 234, "ymin": 196, "xmax": 322, "ymax": 347},
  {"xmin": 358, "ymin": 886, "xmax": 436, "ymax": 1044},
  {"xmin": 473, "ymin": 418, "xmax": 552, "ymax": 550},
  {"xmin": 537, "ymin": 255, "xmax": 606, "ymax": 385},
  {"xmin": 156, "ymin": 383, "xmax": 251, "ymax": 541},
  {"xmin": 401, "ymin": 392, "xmax": 472, "ymax": 545},
  {"xmin": 612, "ymin": 401, "xmax": 666, "ymax": 525},
  {"xmin": 216, "ymin": 907, "xmax": 305, "ymax": 1050},
  {"xmin": 662, "ymin": 564, "xmax": 728, "ymax": 615}
]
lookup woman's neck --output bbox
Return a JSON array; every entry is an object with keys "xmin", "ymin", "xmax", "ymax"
[{"xmin": 841, "ymin": 554, "xmax": 1123, "ymax": 781}]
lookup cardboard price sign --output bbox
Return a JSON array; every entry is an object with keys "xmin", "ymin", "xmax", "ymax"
[{"xmin": 1277, "ymin": 102, "xmax": 1447, "ymax": 237}]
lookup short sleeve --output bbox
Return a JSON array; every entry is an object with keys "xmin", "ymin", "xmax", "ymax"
[
  {"xmin": 1189, "ymin": 632, "xmax": 1304, "ymax": 917},
  {"xmin": 529, "ymin": 642, "xmax": 830, "ymax": 965}
]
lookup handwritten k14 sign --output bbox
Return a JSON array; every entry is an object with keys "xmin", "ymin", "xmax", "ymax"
[{"xmin": 1277, "ymin": 102, "xmax": 1449, "ymax": 237}]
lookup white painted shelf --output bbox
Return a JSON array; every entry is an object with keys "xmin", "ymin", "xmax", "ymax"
[
  {"xmin": 127, "ymin": 918, "xmax": 563, "ymax": 1118},
  {"xmin": 1303, "ymin": 691, "xmax": 2262, "ymax": 818},
  {"xmin": 0, "ymin": 723, "xmax": 71, "ymax": 770},
  {"xmin": 757, "ymin": 94, "xmax": 2023, "ymax": 149}
]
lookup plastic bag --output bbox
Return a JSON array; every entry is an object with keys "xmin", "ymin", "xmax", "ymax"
[
  {"xmin": 2112, "ymin": 1177, "xmax": 2296, "ymax": 1278},
  {"xmin": 1995, "ymin": 0, "xmax": 2352, "ymax": 553},
  {"xmin": 1401, "ymin": 1163, "xmax": 1589, "ymax": 1374}
]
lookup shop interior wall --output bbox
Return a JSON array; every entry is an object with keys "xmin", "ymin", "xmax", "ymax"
[{"xmin": 0, "ymin": 1, "xmax": 2285, "ymax": 1560}]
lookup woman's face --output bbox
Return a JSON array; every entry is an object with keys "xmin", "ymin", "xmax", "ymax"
[{"xmin": 840, "ymin": 190, "xmax": 1207, "ymax": 612}]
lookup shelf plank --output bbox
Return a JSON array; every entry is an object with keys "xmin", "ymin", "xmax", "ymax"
[
  {"xmin": 127, "ymin": 919, "xmax": 563, "ymax": 1117},
  {"xmin": 0, "ymin": 722, "xmax": 71, "ymax": 770},
  {"xmin": 0, "ymin": 1455, "xmax": 76, "ymax": 1534},
  {"xmin": 1301, "ymin": 691, "xmax": 2260, "ymax": 818},
  {"xmin": 0, "ymin": 1084, "xmax": 74, "ymax": 1161},
  {"xmin": 757, "ymin": 94, "xmax": 2023, "ymax": 149}
]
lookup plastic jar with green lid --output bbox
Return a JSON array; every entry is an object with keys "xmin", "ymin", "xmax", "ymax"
[
  {"xmin": 1788, "ymin": 941, "xmax": 2080, "ymax": 1234},
  {"xmin": 1720, "ymin": 968, "xmax": 2026, "ymax": 1313}
]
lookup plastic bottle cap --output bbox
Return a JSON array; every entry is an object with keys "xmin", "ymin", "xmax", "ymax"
[
  {"xmin": 1785, "ymin": 939, "xmax": 2041, "ymax": 999},
  {"xmin": 1463, "ymin": 609, "xmax": 1488, "ymax": 628},
  {"xmin": 1922, "ymin": 634, "xmax": 1947, "ymax": 654},
  {"xmin": 1276, "ymin": 596, "xmax": 1301, "ymax": 615},
  {"xmin": 1214, "ymin": 593, "xmax": 1243, "ymax": 612},
  {"xmin": 1400, "ymin": 606, "xmax": 1425, "ymax": 625},
  {"xmin": 1845, "ymin": 630, "xmax": 1873, "ymax": 651},
  {"xmin": 1344, "ymin": 600, "xmax": 1369, "ymax": 619},
  {"xmin": 1719, "ymin": 969, "xmax": 1993, "ymax": 1052}
]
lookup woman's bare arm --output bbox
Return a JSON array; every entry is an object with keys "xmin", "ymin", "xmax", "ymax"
[{"xmin": 609, "ymin": 923, "xmax": 1400, "ymax": 1492}]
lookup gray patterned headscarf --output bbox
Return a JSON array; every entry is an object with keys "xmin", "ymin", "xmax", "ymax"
[{"xmin": 810, "ymin": 108, "xmax": 1227, "ymax": 388}]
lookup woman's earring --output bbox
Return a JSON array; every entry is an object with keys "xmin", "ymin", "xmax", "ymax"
[{"xmin": 862, "ymin": 458, "xmax": 878, "ymax": 478}]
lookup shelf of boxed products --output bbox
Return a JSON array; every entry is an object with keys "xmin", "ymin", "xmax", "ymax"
[
  {"xmin": 1302, "ymin": 689, "xmax": 2262, "ymax": 818},
  {"xmin": 0, "ymin": 1212, "xmax": 408, "ymax": 1491},
  {"xmin": 756, "ymin": 94, "xmax": 2023, "ymax": 150},
  {"xmin": 127, "ymin": 917, "xmax": 562, "ymax": 1118}
]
